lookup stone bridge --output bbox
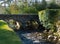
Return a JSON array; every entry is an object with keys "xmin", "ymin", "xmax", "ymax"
[
  {"xmin": 0, "ymin": 15, "xmax": 50, "ymax": 44},
  {"xmin": 0, "ymin": 14, "xmax": 39, "ymax": 23},
  {"xmin": 0, "ymin": 14, "xmax": 41, "ymax": 29}
]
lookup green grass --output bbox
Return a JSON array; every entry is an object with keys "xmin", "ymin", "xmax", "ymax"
[{"xmin": 0, "ymin": 20, "xmax": 22, "ymax": 44}]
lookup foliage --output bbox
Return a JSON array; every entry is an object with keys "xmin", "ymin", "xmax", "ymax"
[
  {"xmin": 5, "ymin": 7, "xmax": 11, "ymax": 14},
  {"xmin": 32, "ymin": 0, "xmax": 47, "ymax": 11},
  {"xmin": 5, "ymin": 0, "xmax": 47, "ymax": 14},
  {"xmin": 48, "ymin": 3, "xmax": 60, "ymax": 9},
  {"xmin": 20, "ymin": 6, "xmax": 37, "ymax": 13},
  {"xmin": 38, "ymin": 9, "xmax": 60, "ymax": 31},
  {"xmin": 5, "ymin": 4, "xmax": 20, "ymax": 14},
  {"xmin": 5, "ymin": 0, "xmax": 60, "ymax": 14}
]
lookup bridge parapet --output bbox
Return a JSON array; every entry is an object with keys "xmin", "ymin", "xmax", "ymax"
[{"xmin": 0, "ymin": 15, "xmax": 39, "ymax": 22}]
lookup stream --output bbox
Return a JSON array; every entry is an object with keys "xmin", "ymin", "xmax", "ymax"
[{"xmin": 15, "ymin": 29, "xmax": 53, "ymax": 44}]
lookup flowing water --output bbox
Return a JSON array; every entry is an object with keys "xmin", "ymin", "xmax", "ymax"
[{"xmin": 15, "ymin": 29, "xmax": 53, "ymax": 44}]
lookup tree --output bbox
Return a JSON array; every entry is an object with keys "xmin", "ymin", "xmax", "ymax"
[
  {"xmin": 18, "ymin": 0, "xmax": 38, "ymax": 13},
  {"xmin": 32, "ymin": 0, "xmax": 47, "ymax": 11},
  {"xmin": 48, "ymin": 3, "xmax": 60, "ymax": 9},
  {"xmin": 41, "ymin": 0, "xmax": 47, "ymax": 9},
  {"xmin": 5, "ymin": 0, "xmax": 47, "ymax": 14}
]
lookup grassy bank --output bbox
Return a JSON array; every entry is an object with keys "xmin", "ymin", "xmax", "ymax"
[{"xmin": 0, "ymin": 20, "xmax": 22, "ymax": 44}]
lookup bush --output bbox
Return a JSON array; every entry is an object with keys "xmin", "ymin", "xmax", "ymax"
[{"xmin": 38, "ymin": 9, "xmax": 60, "ymax": 31}]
